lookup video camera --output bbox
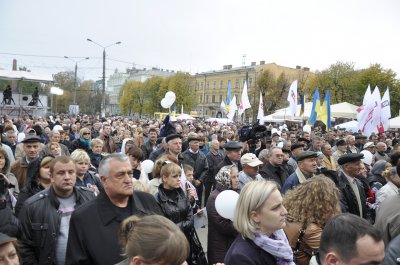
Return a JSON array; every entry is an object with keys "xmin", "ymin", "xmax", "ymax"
[{"xmin": 239, "ymin": 123, "xmax": 270, "ymax": 142}]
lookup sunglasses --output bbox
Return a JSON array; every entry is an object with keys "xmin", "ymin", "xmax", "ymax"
[{"xmin": 82, "ymin": 132, "xmax": 90, "ymax": 136}]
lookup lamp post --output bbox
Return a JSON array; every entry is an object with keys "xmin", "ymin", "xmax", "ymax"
[
  {"xmin": 86, "ymin": 38, "xmax": 121, "ymax": 117},
  {"xmin": 64, "ymin": 56, "xmax": 89, "ymax": 105}
]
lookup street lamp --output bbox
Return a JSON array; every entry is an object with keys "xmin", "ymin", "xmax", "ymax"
[
  {"xmin": 86, "ymin": 38, "xmax": 121, "ymax": 117},
  {"xmin": 64, "ymin": 56, "xmax": 89, "ymax": 105}
]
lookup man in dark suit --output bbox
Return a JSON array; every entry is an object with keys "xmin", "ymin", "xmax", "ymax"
[
  {"xmin": 336, "ymin": 153, "xmax": 368, "ymax": 220},
  {"xmin": 66, "ymin": 154, "xmax": 163, "ymax": 265}
]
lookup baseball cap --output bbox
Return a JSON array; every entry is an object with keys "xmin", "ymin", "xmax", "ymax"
[{"xmin": 240, "ymin": 153, "xmax": 264, "ymax": 167}]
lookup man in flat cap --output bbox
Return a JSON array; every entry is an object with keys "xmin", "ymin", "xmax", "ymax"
[
  {"xmin": 288, "ymin": 142, "xmax": 305, "ymax": 171},
  {"xmin": 271, "ymin": 132, "xmax": 281, "ymax": 147},
  {"xmin": 215, "ymin": 141, "xmax": 242, "ymax": 175},
  {"xmin": 336, "ymin": 153, "xmax": 368, "ymax": 220},
  {"xmin": 163, "ymin": 134, "xmax": 184, "ymax": 164},
  {"xmin": 355, "ymin": 134, "xmax": 368, "ymax": 151},
  {"xmin": 11, "ymin": 135, "xmax": 42, "ymax": 188},
  {"xmin": 181, "ymin": 133, "xmax": 209, "ymax": 205},
  {"xmin": 282, "ymin": 151, "xmax": 318, "ymax": 193}
]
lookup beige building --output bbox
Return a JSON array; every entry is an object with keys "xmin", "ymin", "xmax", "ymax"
[{"xmin": 191, "ymin": 61, "xmax": 313, "ymax": 119}]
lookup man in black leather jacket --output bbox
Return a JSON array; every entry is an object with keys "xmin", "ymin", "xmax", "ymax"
[{"xmin": 18, "ymin": 156, "xmax": 95, "ymax": 265}]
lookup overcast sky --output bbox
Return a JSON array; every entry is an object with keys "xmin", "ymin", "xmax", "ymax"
[{"xmin": 0, "ymin": 0, "xmax": 399, "ymax": 81}]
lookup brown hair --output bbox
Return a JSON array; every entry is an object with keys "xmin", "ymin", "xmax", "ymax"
[
  {"xmin": 119, "ymin": 215, "xmax": 189, "ymax": 264},
  {"xmin": 0, "ymin": 148, "xmax": 11, "ymax": 174},
  {"xmin": 49, "ymin": 156, "xmax": 74, "ymax": 173},
  {"xmin": 126, "ymin": 147, "xmax": 144, "ymax": 161},
  {"xmin": 152, "ymin": 154, "xmax": 178, "ymax": 179}
]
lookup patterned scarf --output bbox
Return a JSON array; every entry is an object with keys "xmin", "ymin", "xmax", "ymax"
[{"xmin": 252, "ymin": 229, "xmax": 295, "ymax": 265}]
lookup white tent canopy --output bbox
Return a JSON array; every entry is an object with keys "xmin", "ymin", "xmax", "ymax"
[
  {"xmin": 334, "ymin": 120, "xmax": 359, "ymax": 131},
  {"xmin": 266, "ymin": 101, "xmax": 357, "ymax": 121},
  {"xmin": 331, "ymin": 102, "xmax": 358, "ymax": 119},
  {"xmin": 176, "ymin": 114, "xmax": 196, "ymax": 120},
  {"xmin": 389, "ymin": 116, "xmax": 400, "ymax": 129},
  {"xmin": 0, "ymin": 70, "xmax": 53, "ymax": 83}
]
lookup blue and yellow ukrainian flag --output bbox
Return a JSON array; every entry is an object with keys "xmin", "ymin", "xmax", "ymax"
[
  {"xmin": 307, "ymin": 89, "xmax": 320, "ymax": 125},
  {"xmin": 225, "ymin": 81, "xmax": 232, "ymax": 112},
  {"xmin": 317, "ymin": 90, "xmax": 331, "ymax": 128}
]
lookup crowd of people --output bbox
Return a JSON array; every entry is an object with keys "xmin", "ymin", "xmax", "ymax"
[{"xmin": 0, "ymin": 112, "xmax": 399, "ymax": 264}]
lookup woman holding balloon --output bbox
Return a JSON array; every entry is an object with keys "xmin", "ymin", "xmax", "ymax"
[
  {"xmin": 206, "ymin": 165, "xmax": 239, "ymax": 265},
  {"xmin": 224, "ymin": 181, "xmax": 295, "ymax": 265}
]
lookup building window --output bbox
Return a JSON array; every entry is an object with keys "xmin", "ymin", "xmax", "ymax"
[
  {"xmin": 212, "ymin": 95, "xmax": 215, "ymax": 103},
  {"xmin": 219, "ymin": 95, "xmax": 222, "ymax": 102},
  {"xmin": 249, "ymin": 78, "xmax": 252, "ymax": 87},
  {"xmin": 213, "ymin": 81, "xmax": 216, "ymax": 89},
  {"xmin": 207, "ymin": 81, "xmax": 209, "ymax": 89},
  {"xmin": 200, "ymin": 82, "xmax": 204, "ymax": 89},
  {"xmin": 200, "ymin": 95, "xmax": 203, "ymax": 103},
  {"xmin": 220, "ymin": 80, "xmax": 223, "ymax": 89},
  {"xmin": 235, "ymin": 79, "xmax": 239, "ymax": 88},
  {"xmin": 228, "ymin": 80, "xmax": 231, "ymax": 88},
  {"xmin": 206, "ymin": 95, "xmax": 209, "ymax": 103}
]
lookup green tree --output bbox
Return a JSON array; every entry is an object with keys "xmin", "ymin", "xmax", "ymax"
[
  {"xmin": 355, "ymin": 64, "xmax": 398, "ymax": 114},
  {"xmin": 143, "ymin": 77, "xmax": 163, "ymax": 114},
  {"xmin": 51, "ymin": 71, "xmax": 75, "ymax": 113},
  {"xmin": 256, "ymin": 70, "xmax": 276, "ymax": 115},
  {"xmin": 167, "ymin": 72, "xmax": 195, "ymax": 113},
  {"xmin": 305, "ymin": 62, "xmax": 357, "ymax": 104},
  {"xmin": 119, "ymin": 81, "xmax": 142, "ymax": 115}
]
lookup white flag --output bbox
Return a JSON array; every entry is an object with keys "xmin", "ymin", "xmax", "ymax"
[
  {"xmin": 238, "ymin": 81, "xmax": 251, "ymax": 116},
  {"xmin": 220, "ymin": 100, "xmax": 226, "ymax": 114},
  {"xmin": 358, "ymin": 86, "xmax": 381, "ymax": 136},
  {"xmin": 363, "ymin": 84, "xmax": 372, "ymax": 106},
  {"xmin": 287, "ymin": 80, "xmax": 298, "ymax": 119},
  {"xmin": 257, "ymin": 92, "xmax": 264, "ymax": 125},
  {"xmin": 380, "ymin": 88, "xmax": 391, "ymax": 131},
  {"xmin": 371, "ymin": 86, "xmax": 381, "ymax": 134},
  {"xmin": 227, "ymin": 95, "xmax": 237, "ymax": 121},
  {"xmin": 357, "ymin": 85, "xmax": 372, "ymax": 121}
]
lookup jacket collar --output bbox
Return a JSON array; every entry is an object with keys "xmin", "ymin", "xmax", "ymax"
[
  {"xmin": 47, "ymin": 185, "xmax": 81, "ymax": 209},
  {"xmin": 97, "ymin": 191, "xmax": 150, "ymax": 225}
]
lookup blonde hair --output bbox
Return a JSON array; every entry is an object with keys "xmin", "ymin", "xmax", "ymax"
[
  {"xmin": 283, "ymin": 176, "xmax": 340, "ymax": 227},
  {"xmin": 70, "ymin": 149, "xmax": 90, "ymax": 163},
  {"xmin": 160, "ymin": 162, "xmax": 181, "ymax": 182},
  {"xmin": 49, "ymin": 142, "xmax": 60, "ymax": 150},
  {"xmin": 91, "ymin": 138, "xmax": 104, "ymax": 147},
  {"xmin": 119, "ymin": 215, "xmax": 189, "ymax": 264},
  {"xmin": 79, "ymin": 128, "xmax": 90, "ymax": 137},
  {"xmin": 234, "ymin": 180, "xmax": 277, "ymax": 239},
  {"xmin": 133, "ymin": 180, "xmax": 149, "ymax": 192}
]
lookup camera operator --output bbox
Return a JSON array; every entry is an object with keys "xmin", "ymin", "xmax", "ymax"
[{"xmin": 0, "ymin": 173, "xmax": 19, "ymax": 237}]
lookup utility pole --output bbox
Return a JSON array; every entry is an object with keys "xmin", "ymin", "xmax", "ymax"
[
  {"xmin": 64, "ymin": 56, "xmax": 89, "ymax": 105},
  {"xmin": 87, "ymin": 38, "xmax": 121, "ymax": 116}
]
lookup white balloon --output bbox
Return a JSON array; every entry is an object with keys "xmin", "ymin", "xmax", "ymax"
[
  {"xmin": 361, "ymin": 150, "xmax": 373, "ymax": 166},
  {"xmin": 161, "ymin": 98, "xmax": 170, "ymax": 108},
  {"xmin": 215, "ymin": 190, "xmax": 239, "ymax": 220},
  {"xmin": 271, "ymin": 128, "xmax": 278, "ymax": 134},
  {"xmin": 141, "ymin": 160, "xmax": 154, "ymax": 174},
  {"xmin": 165, "ymin": 91, "xmax": 176, "ymax": 100},
  {"xmin": 303, "ymin": 125, "xmax": 311, "ymax": 133},
  {"xmin": 165, "ymin": 96, "xmax": 175, "ymax": 106}
]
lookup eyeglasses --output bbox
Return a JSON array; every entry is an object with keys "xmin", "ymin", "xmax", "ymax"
[{"xmin": 82, "ymin": 132, "xmax": 90, "ymax": 136}]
